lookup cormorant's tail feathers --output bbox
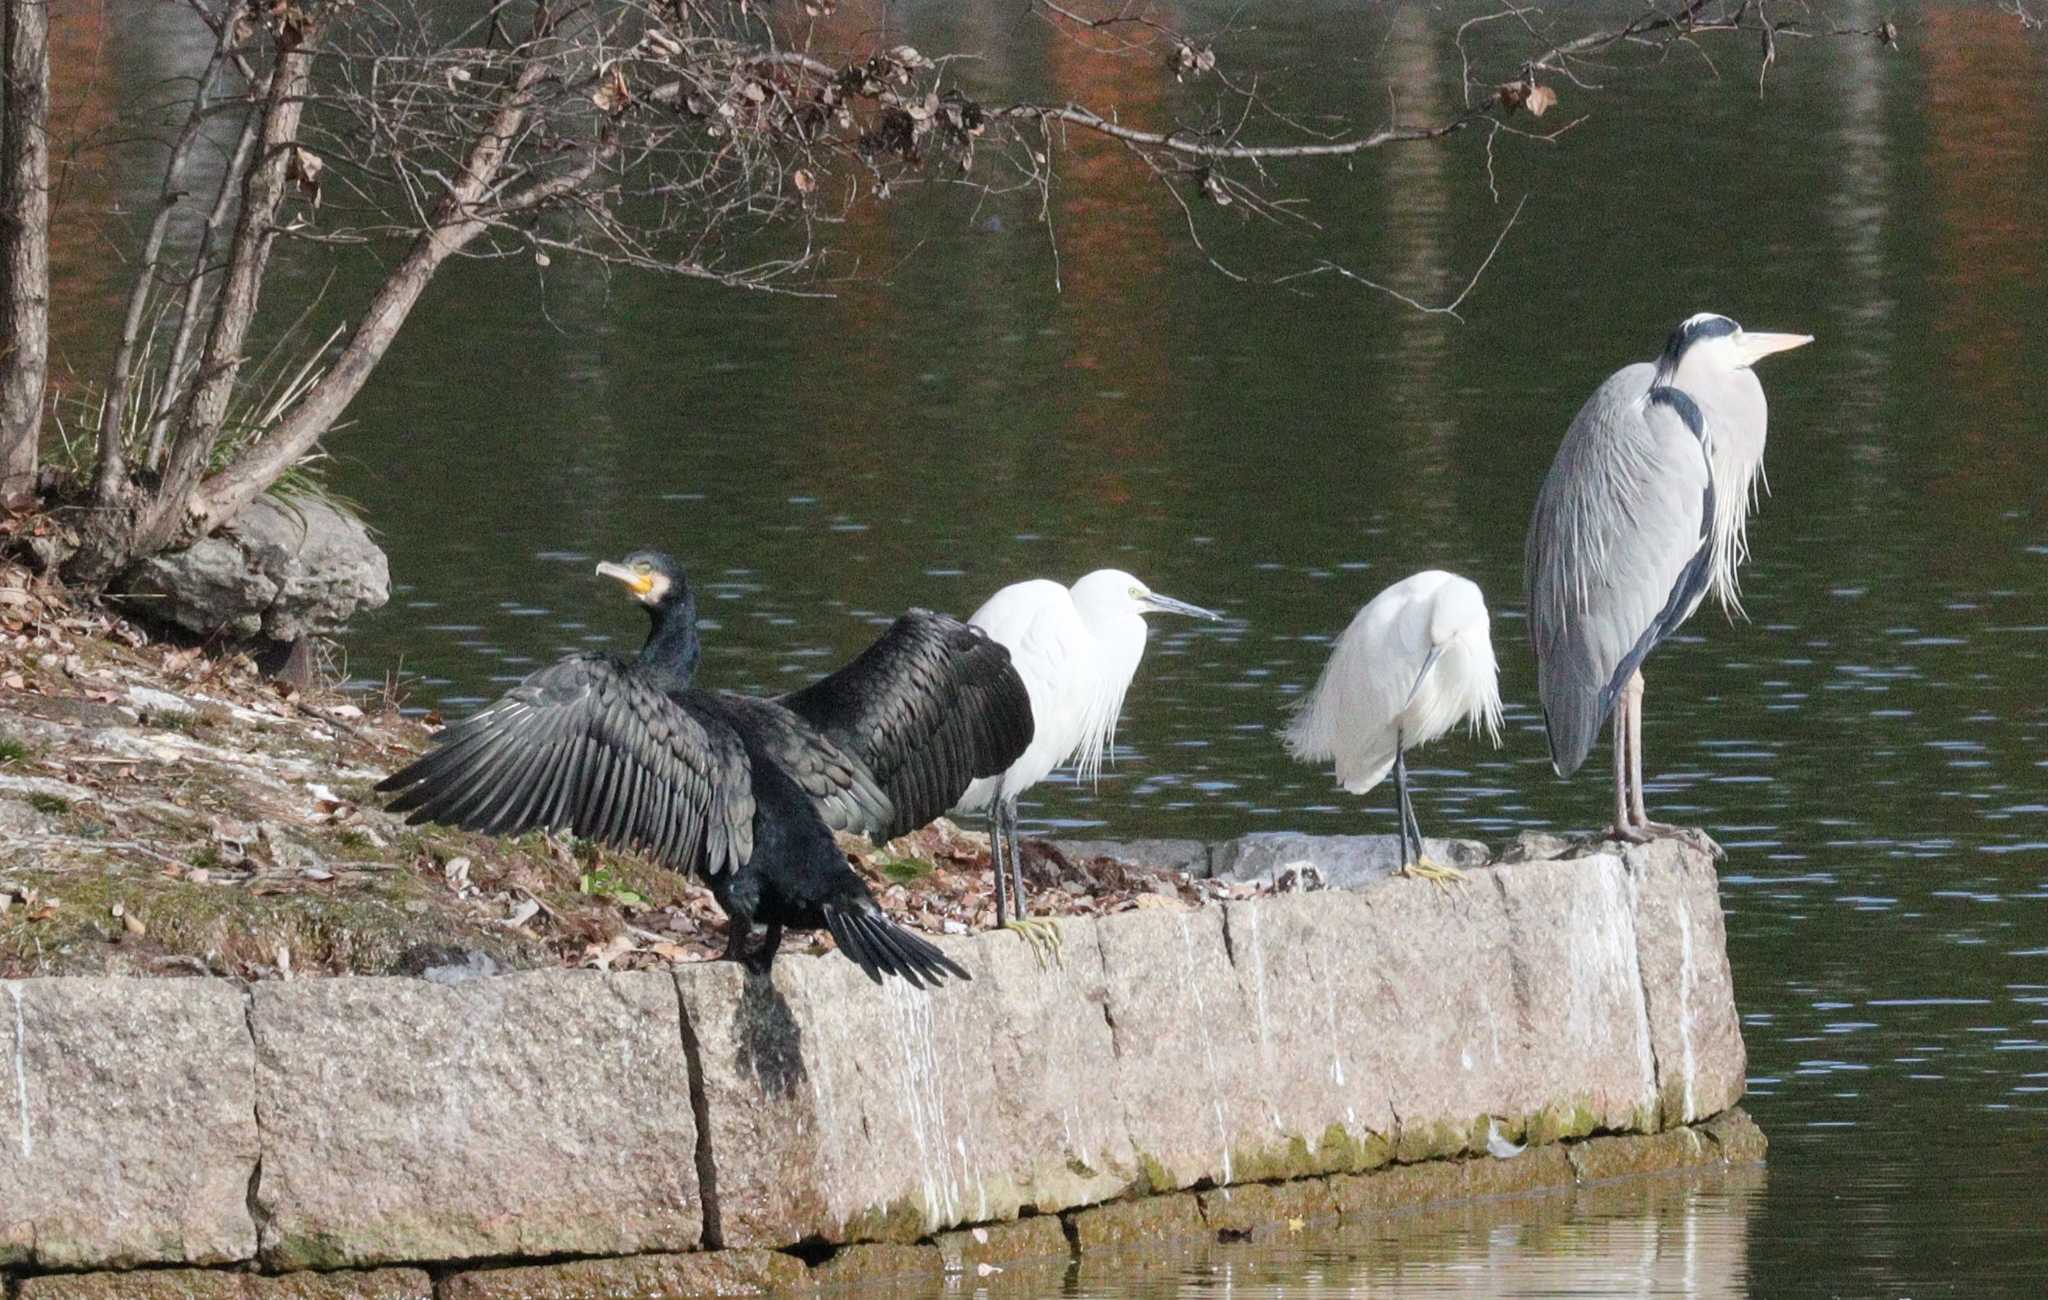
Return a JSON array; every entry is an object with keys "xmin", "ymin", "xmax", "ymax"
[{"xmin": 823, "ymin": 905, "xmax": 970, "ymax": 989}]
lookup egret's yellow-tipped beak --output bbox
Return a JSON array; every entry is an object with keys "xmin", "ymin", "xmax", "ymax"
[
  {"xmin": 595, "ymin": 560, "xmax": 655, "ymax": 598},
  {"xmin": 1734, "ymin": 331, "xmax": 1813, "ymax": 366}
]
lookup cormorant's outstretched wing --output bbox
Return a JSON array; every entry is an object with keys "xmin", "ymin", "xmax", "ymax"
[
  {"xmin": 779, "ymin": 609, "xmax": 1034, "ymax": 840},
  {"xmin": 1526, "ymin": 365, "xmax": 1715, "ymax": 779},
  {"xmin": 699, "ymin": 693, "xmax": 892, "ymax": 835},
  {"xmin": 376, "ymin": 655, "xmax": 755, "ymax": 879}
]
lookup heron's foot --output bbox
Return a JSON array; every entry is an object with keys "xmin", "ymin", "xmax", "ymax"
[
  {"xmin": 1398, "ymin": 858, "xmax": 1468, "ymax": 889},
  {"xmin": 1656, "ymin": 824, "xmax": 1725, "ymax": 861},
  {"xmin": 1605, "ymin": 822, "xmax": 1653, "ymax": 846},
  {"xmin": 1623, "ymin": 821, "xmax": 1725, "ymax": 860},
  {"xmin": 1002, "ymin": 916, "xmax": 1065, "ymax": 969}
]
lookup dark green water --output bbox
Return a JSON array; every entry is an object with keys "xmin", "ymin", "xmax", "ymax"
[{"xmin": 77, "ymin": 3, "xmax": 2048, "ymax": 1294}]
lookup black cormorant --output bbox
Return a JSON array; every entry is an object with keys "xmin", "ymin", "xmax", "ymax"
[{"xmin": 375, "ymin": 551, "xmax": 1034, "ymax": 987}]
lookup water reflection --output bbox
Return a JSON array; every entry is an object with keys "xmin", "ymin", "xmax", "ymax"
[{"xmin": 838, "ymin": 1167, "xmax": 1762, "ymax": 1299}]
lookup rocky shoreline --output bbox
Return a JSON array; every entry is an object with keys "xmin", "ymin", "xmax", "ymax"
[{"xmin": 3, "ymin": 565, "xmax": 1761, "ymax": 1297}]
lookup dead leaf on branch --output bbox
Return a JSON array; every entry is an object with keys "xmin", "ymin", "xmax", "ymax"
[
  {"xmin": 286, "ymin": 145, "xmax": 324, "ymax": 204},
  {"xmin": 593, "ymin": 66, "xmax": 633, "ymax": 115},
  {"xmin": 1170, "ymin": 43, "xmax": 1218, "ymax": 82},
  {"xmin": 1496, "ymin": 79, "xmax": 1558, "ymax": 117}
]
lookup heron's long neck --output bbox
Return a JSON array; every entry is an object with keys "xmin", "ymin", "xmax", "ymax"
[{"xmin": 639, "ymin": 594, "xmax": 701, "ymax": 689}]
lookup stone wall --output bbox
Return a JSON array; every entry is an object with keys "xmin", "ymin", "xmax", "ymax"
[{"xmin": 0, "ymin": 837, "xmax": 1754, "ymax": 1296}]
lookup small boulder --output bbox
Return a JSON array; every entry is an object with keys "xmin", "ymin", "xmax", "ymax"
[
  {"xmin": 1210, "ymin": 831, "xmax": 1491, "ymax": 890},
  {"xmin": 118, "ymin": 495, "xmax": 389, "ymax": 642}
]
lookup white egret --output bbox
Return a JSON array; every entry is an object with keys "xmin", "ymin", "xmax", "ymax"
[
  {"xmin": 1525, "ymin": 313, "xmax": 1810, "ymax": 842},
  {"xmin": 1282, "ymin": 570, "xmax": 1504, "ymax": 882},
  {"xmin": 954, "ymin": 568, "xmax": 1221, "ymax": 945}
]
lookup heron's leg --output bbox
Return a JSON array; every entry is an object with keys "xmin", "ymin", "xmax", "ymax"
[
  {"xmin": 988, "ymin": 800, "xmax": 1010, "ymax": 928},
  {"xmin": 1607, "ymin": 690, "xmax": 1648, "ymax": 844},
  {"xmin": 1394, "ymin": 740, "xmax": 1465, "ymax": 887},
  {"xmin": 998, "ymin": 797, "xmax": 1063, "ymax": 967},
  {"xmin": 1626, "ymin": 670, "xmax": 1696, "ymax": 840},
  {"xmin": 1628, "ymin": 669, "xmax": 1652, "ymax": 828}
]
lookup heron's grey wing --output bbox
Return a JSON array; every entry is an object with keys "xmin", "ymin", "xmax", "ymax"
[
  {"xmin": 709, "ymin": 694, "xmax": 892, "ymax": 836},
  {"xmin": 779, "ymin": 608, "xmax": 1035, "ymax": 839},
  {"xmin": 376, "ymin": 655, "xmax": 755, "ymax": 879},
  {"xmin": 1525, "ymin": 365, "xmax": 1715, "ymax": 777}
]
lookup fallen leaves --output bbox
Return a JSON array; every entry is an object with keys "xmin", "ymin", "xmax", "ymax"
[{"xmin": 0, "ymin": 883, "xmax": 59, "ymax": 922}]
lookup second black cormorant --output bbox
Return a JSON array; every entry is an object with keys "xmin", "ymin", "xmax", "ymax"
[{"xmin": 375, "ymin": 550, "xmax": 1034, "ymax": 987}]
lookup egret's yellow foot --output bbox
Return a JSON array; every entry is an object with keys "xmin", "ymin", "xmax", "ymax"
[
  {"xmin": 1399, "ymin": 858, "xmax": 1468, "ymax": 889},
  {"xmin": 1003, "ymin": 917, "xmax": 1065, "ymax": 968}
]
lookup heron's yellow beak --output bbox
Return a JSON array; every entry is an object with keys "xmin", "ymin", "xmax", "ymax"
[
  {"xmin": 1733, "ymin": 331, "xmax": 1813, "ymax": 366},
  {"xmin": 595, "ymin": 560, "xmax": 654, "ymax": 598}
]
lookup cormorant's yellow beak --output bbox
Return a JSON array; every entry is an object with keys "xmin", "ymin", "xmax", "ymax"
[{"xmin": 595, "ymin": 560, "xmax": 654, "ymax": 597}]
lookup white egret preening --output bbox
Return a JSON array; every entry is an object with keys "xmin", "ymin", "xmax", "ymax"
[
  {"xmin": 954, "ymin": 569, "xmax": 1221, "ymax": 944},
  {"xmin": 1525, "ymin": 313, "xmax": 1810, "ymax": 843},
  {"xmin": 1282, "ymin": 570, "xmax": 1504, "ymax": 882}
]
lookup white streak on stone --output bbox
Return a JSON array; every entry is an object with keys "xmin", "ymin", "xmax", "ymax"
[
  {"xmin": 885, "ymin": 979, "xmax": 958, "ymax": 1230},
  {"xmin": 1175, "ymin": 916, "xmax": 1232, "ymax": 1185},
  {"xmin": 8, "ymin": 982, "xmax": 29, "ymax": 1158},
  {"xmin": 1678, "ymin": 899, "xmax": 1698, "ymax": 1123}
]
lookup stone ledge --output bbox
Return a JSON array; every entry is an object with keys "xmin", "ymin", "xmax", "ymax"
[
  {"xmin": 1, "ymin": 1109, "xmax": 1764, "ymax": 1296},
  {"xmin": 14, "ymin": 1268, "xmax": 432, "ymax": 1300},
  {"xmin": 437, "ymin": 1250, "xmax": 804, "ymax": 1300},
  {"xmin": 2, "ymin": 835, "xmax": 1749, "ymax": 1283}
]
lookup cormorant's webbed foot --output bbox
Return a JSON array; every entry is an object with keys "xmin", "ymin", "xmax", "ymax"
[{"xmin": 1002, "ymin": 916, "xmax": 1065, "ymax": 969}]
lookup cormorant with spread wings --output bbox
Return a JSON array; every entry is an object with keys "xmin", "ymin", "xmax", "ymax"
[{"xmin": 376, "ymin": 550, "xmax": 1034, "ymax": 987}]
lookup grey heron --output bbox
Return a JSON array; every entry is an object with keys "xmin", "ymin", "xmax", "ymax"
[
  {"xmin": 377, "ymin": 550, "xmax": 1034, "ymax": 986},
  {"xmin": 1282, "ymin": 570, "xmax": 1504, "ymax": 882},
  {"xmin": 953, "ymin": 569, "xmax": 1221, "ymax": 951},
  {"xmin": 1525, "ymin": 313, "xmax": 1811, "ymax": 842}
]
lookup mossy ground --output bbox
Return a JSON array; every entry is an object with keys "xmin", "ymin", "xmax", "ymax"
[{"xmin": 0, "ymin": 561, "xmax": 734, "ymax": 978}]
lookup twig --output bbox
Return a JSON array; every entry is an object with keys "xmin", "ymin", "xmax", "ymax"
[{"xmin": 1277, "ymin": 193, "xmax": 1527, "ymax": 322}]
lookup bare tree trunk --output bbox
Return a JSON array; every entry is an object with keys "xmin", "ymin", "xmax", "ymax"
[
  {"xmin": 125, "ymin": 25, "xmax": 316, "ymax": 559},
  {"xmin": 93, "ymin": 5, "xmax": 242, "ymax": 505},
  {"xmin": 0, "ymin": 0, "xmax": 48, "ymax": 504},
  {"xmin": 143, "ymin": 101, "xmax": 263, "ymax": 470}
]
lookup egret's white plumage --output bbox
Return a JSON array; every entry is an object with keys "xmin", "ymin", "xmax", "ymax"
[
  {"xmin": 1283, "ymin": 570, "xmax": 1504, "ymax": 804},
  {"xmin": 954, "ymin": 568, "xmax": 1220, "ymax": 926}
]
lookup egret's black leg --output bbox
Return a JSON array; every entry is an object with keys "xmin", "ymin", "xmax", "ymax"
[
  {"xmin": 998, "ymin": 796, "xmax": 1061, "ymax": 966},
  {"xmin": 1399, "ymin": 745, "xmax": 1425, "ymax": 857},
  {"xmin": 1394, "ymin": 739, "xmax": 1464, "ymax": 887},
  {"xmin": 989, "ymin": 800, "xmax": 1010, "ymax": 928},
  {"xmin": 1006, "ymin": 798, "xmax": 1030, "ymax": 921},
  {"xmin": 1393, "ymin": 742, "xmax": 1417, "ymax": 864}
]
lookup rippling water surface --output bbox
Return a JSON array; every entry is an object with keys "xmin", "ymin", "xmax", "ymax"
[{"xmin": 68, "ymin": 2, "xmax": 2048, "ymax": 1294}]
